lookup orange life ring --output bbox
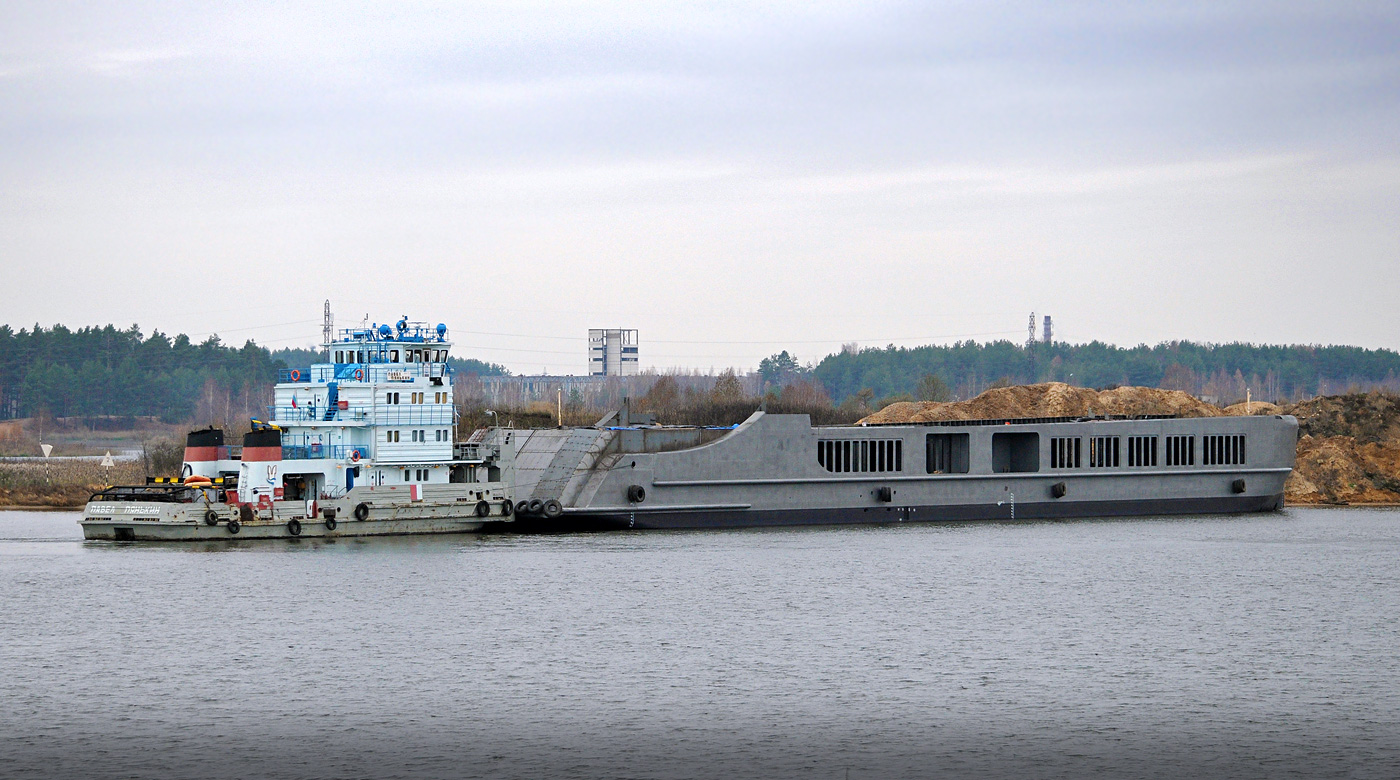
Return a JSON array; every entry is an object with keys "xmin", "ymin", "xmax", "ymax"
[
  {"xmin": 354, "ymin": 368, "xmax": 364, "ymax": 381},
  {"xmin": 289, "ymin": 369, "xmax": 301, "ymax": 381},
  {"xmin": 350, "ymin": 450, "xmax": 362, "ymax": 463}
]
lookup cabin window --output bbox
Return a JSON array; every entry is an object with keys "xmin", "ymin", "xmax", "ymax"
[
  {"xmin": 1050, "ymin": 437, "xmax": 1081, "ymax": 469},
  {"xmin": 356, "ymin": 350, "xmax": 364, "ymax": 363},
  {"xmin": 1127, "ymin": 436, "xmax": 1158, "ymax": 467},
  {"xmin": 992, "ymin": 432, "xmax": 1039, "ymax": 473},
  {"xmin": 391, "ymin": 349, "xmax": 399, "ymax": 362},
  {"xmin": 335, "ymin": 350, "xmax": 344, "ymax": 363},
  {"xmin": 1166, "ymin": 435, "xmax": 1194, "ymax": 466},
  {"xmin": 418, "ymin": 429, "xmax": 426, "ymax": 443},
  {"xmin": 926, "ymin": 433, "xmax": 969, "ymax": 474},
  {"xmin": 1202, "ymin": 435, "xmax": 1245, "ymax": 466},
  {"xmin": 386, "ymin": 430, "xmax": 399, "ymax": 443},
  {"xmin": 1089, "ymin": 436, "xmax": 1120, "ymax": 468}
]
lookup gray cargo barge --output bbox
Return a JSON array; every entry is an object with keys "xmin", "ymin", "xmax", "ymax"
[{"xmin": 498, "ymin": 408, "xmax": 1297, "ymax": 531}]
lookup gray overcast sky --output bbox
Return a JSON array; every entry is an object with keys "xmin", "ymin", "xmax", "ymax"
[{"xmin": 2, "ymin": 1, "xmax": 1397, "ymax": 373}]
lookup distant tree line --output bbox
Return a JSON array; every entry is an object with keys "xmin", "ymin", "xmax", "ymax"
[
  {"xmin": 0, "ymin": 324, "xmax": 283, "ymax": 422},
  {"xmin": 812, "ymin": 340, "xmax": 1400, "ymax": 405}
]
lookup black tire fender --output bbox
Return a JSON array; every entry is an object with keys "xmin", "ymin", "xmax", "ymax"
[
  {"xmin": 475, "ymin": 500, "xmax": 491, "ymax": 518},
  {"xmin": 204, "ymin": 509, "xmax": 220, "ymax": 526},
  {"xmin": 876, "ymin": 486, "xmax": 893, "ymax": 503},
  {"xmin": 527, "ymin": 498, "xmax": 544, "ymax": 515},
  {"xmin": 324, "ymin": 516, "xmax": 337, "ymax": 531},
  {"xmin": 354, "ymin": 502, "xmax": 370, "ymax": 521},
  {"xmin": 501, "ymin": 499, "xmax": 514, "ymax": 517},
  {"xmin": 515, "ymin": 500, "xmax": 530, "ymax": 516},
  {"xmin": 626, "ymin": 484, "xmax": 646, "ymax": 503},
  {"xmin": 543, "ymin": 499, "xmax": 563, "ymax": 519},
  {"xmin": 1232, "ymin": 478, "xmax": 1246, "ymax": 494},
  {"xmin": 1051, "ymin": 482, "xmax": 1068, "ymax": 499},
  {"xmin": 227, "ymin": 519, "xmax": 241, "ymax": 535},
  {"xmin": 287, "ymin": 519, "xmax": 302, "ymax": 537}
]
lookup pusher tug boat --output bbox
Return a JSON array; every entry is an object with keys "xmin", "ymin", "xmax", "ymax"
[{"xmin": 80, "ymin": 318, "xmax": 518, "ymax": 540}]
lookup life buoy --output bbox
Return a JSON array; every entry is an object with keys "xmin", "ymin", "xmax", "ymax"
[
  {"xmin": 227, "ymin": 519, "xmax": 241, "ymax": 534},
  {"xmin": 204, "ymin": 509, "xmax": 219, "ymax": 526},
  {"xmin": 475, "ymin": 500, "xmax": 491, "ymax": 518},
  {"xmin": 354, "ymin": 502, "xmax": 370, "ymax": 521},
  {"xmin": 289, "ymin": 369, "xmax": 301, "ymax": 381},
  {"xmin": 354, "ymin": 368, "xmax": 364, "ymax": 381},
  {"xmin": 287, "ymin": 519, "xmax": 302, "ymax": 536},
  {"xmin": 350, "ymin": 450, "xmax": 361, "ymax": 463}
]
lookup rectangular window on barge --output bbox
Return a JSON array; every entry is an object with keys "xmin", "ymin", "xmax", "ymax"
[
  {"xmin": 1089, "ymin": 436, "xmax": 1120, "ymax": 468},
  {"xmin": 1202, "ymin": 434, "xmax": 1245, "ymax": 465},
  {"xmin": 1127, "ymin": 436, "xmax": 1158, "ymax": 467},
  {"xmin": 926, "ymin": 433, "xmax": 969, "ymax": 474},
  {"xmin": 1166, "ymin": 435, "xmax": 1194, "ymax": 466},
  {"xmin": 1050, "ymin": 437, "xmax": 1081, "ymax": 469},
  {"xmin": 817, "ymin": 439, "xmax": 902, "ymax": 473},
  {"xmin": 992, "ymin": 432, "xmax": 1039, "ymax": 473}
]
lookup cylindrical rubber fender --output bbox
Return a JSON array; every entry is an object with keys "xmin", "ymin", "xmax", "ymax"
[
  {"xmin": 542, "ymin": 499, "xmax": 563, "ymax": 519},
  {"xmin": 287, "ymin": 519, "xmax": 302, "ymax": 537},
  {"xmin": 626, "ymin": 484, "xmax": 646, "ymax": 503},
  {"xmin": 475, "ymin": 500, "xmax": 491, "ymax": 518},
  {"xmin": 501, "ymin": 499, "xmax": 514, "ymax": 517},
  {"xmin": 1232, "ymin": 478, "xmax": 1247, "ymax": 494},
  {"xmin": 354, "ymin": 502, "xmax": 370, "ymax": 521},
  {"xmin": 324, "ymin": 516, "xmax": 337, "ymax": 531},
  {"xmin": 227, "ymin": 519, "xmax": 241, "ymax": 535},
  {"xmin": 1051, "ymin": 482, "xmax": 1068, "ymax": 499},
  {"xmin": 527, "ymin": 498, "xmax": 545, "ymax": 515},
  {"xmin": 515, "ymin": 500, "xmax": 530, "ymax": 516},
  {"xmin": 204, "ymin": 509, "xmax": 220, "ymax": 526},
  {"xmin": 876, "ymin": 486, "xmax": 893, "ymax": 503}
]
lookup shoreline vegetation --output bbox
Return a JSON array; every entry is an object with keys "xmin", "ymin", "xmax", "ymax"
[{"xmin": 4, "ymin": 382, "xmax": 1397, "ymax": 510}]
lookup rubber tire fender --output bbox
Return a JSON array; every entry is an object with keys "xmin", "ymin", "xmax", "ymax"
[
  {"xmin": 354, "ymin": 502, "xmax": 370, "ymax": 521},
  {"xmin": 227, "ymin": 519, "xmax": 241, "ymax": 535},
  {"xmin": 1231, "ymin": 478, "xmax": 1246, "ymax": 494},
  {"xmin": 500, "ymin": 499, "xmax": 514, "ymax": 517},
  {"xmin": 324, "ymin": 516, "xmax": 337, "ymax": 531},
  {"xmin": 475, "ymin": 500, "xmax": 491, "ymax": 518},
  {"xmin": 514, "ymin": 500, "xmax": 530, "ymax": 516},
  {"xmin": 204, "ymin": 509, "xmax": 220, "ymax": 526},
  {"xmin": 1051, "ymin": 482, "xmax": 1068, "ymax": 499},
  {"xmin": 626, "ymin": 484, "xmax": 646, "ymax": 503},
  {"xmin": 287, "ymin": 519, "xmax": 302, "ymax": 537},
  {"xmin": 527, "ymin": 498, "xmax": 545, "ymax": 515},
  {"xmin": 542, "ymin": 499, "xmax": 563, "ymax": 519}
]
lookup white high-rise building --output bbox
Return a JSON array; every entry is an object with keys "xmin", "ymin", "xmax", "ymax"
[{"xmin": 588, "ymin": 329, "xmax": 639, "ymax": 376}]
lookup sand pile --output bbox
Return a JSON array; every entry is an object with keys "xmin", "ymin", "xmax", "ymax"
[
  {"xmin": 862, "ymin": 385, "xmax": 1400, "ymax": 506},
  {"xmin": 861, "ymin": 382, "xmax": 1222, "ymax": 424}
]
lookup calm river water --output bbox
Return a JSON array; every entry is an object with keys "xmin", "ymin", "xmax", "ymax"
[{"xmin": 2, "ymin": 508, "xmax": 1399, "ymax": 780}]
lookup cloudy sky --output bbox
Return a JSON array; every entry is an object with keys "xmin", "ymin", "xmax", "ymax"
[{"xmin": 2, "ymin": 1, "xmax": 1396, "ymax": 373}]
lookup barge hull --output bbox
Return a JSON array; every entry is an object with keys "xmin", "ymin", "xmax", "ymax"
[{"xmin": 516, "ymin": 492, "xmax": 1287, "ymax": 532}]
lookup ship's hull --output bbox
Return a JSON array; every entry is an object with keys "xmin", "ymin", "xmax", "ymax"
[
  {"xmin": 504, "ymin": 410, "xmax": 1300, "ymax": 534},
  {"xmin": 80, "ymin": 515, "xmax": 489, "ymax": 541}
]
